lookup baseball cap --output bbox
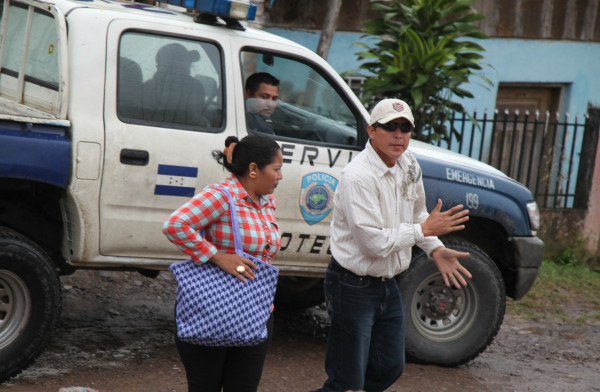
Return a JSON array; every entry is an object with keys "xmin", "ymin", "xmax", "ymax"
[{"xmin": 369, "ymin": 98, "xmax": 415, "ymax": 127}]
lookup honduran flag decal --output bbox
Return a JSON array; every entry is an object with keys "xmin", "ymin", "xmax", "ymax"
[{"xmin": 154, "ymin": 164, "xmax": 198, "ymax": 197}]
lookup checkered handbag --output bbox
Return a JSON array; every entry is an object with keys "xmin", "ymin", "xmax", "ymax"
[{"xmin": 169, "ymin": 187, "xmax": 279, "ymax": 346}]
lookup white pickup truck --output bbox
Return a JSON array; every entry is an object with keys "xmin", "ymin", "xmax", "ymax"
[{"xmin": 0, "ymin": 0, "xmax": 544, "ymax": 382}]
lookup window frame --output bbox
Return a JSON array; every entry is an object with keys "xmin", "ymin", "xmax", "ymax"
[
  {"xmin": 116, "ymin": 28, "xmax": 227, "ymax": 133},
  {"xmin": 240, "ymin": 46, "xmax": 367, "ymax": 149},
  {"xmin": 0, "ymin": 0, "xmax": 69, "ymax": 119}
]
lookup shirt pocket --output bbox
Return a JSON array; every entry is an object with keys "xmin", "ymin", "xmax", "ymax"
[
  {"xmin": 398, "ymin": 181, "xmax": 418, "ymax": 223},
  {"xmin": 402, "ymin": 180, "xmax": 418, "ymax": 200}
]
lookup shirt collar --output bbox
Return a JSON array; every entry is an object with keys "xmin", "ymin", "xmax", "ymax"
[
  {"xmin": 364, "ymin": 140, "xmax": 400, "ymax": 177},
  {"xmin": 227, "ymin": 175, "xmax": 274, "ymax": 208}
]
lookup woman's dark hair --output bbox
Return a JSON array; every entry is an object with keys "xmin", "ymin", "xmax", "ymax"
[{"xmin": 212, "ymin": 133, "xmax": 280, "ymax": 176}]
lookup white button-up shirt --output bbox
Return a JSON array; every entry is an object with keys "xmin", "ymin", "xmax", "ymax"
[{"xmin": 329, "ymin": 140, "xmax": 444, "ymax": 278}]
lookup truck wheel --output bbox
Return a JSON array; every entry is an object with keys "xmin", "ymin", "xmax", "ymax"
[
  {"xmin": 0, "ymin": 228, "xmax": 62, "ymax": 383},
  {"xmin": 398, "ymin": 238, "xmax": 505, "ymax": 366},
  {"xmin": 275, "ymin": 277, "xmax": 324, "ymax": 308}
]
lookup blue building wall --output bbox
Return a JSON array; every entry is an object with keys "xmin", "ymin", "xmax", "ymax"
[{"xmin": 266, "ymin": 29, "xmax": 600, "ymax": 116}]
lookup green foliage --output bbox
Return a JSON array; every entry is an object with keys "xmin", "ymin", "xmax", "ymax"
[
  {"xmin": 549, "ymin": 248, "xmax": 580, "ymax": 266},
  {"xmin": 348, "ymin": 0, "xmax": 491, "ymax": 142}
]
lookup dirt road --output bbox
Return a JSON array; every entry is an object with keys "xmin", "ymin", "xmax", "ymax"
[{"xmin": 3, "ymin": 270, "xmax": 599, "ymax": 392}]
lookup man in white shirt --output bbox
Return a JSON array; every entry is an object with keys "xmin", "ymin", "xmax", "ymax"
[{"xmin": 312, "ymin": 99, "xmax": 472, "ymax": 392}]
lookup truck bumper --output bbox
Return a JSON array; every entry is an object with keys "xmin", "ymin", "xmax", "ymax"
[{"xmin": 510, "ymin": 236, "xmax": 545, "ymax": 300}]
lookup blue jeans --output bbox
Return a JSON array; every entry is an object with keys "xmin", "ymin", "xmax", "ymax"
[{"xmin": 318, "ymin": 259, "xmax": 405, "ymax": 392}]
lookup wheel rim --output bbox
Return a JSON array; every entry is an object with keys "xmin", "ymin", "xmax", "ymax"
[
  {"xmin": 0, "ymin": 270, "xmax": 31, "ymax": 349},
  {"xmin": 409, "ymin": 272, "xmax": 478, "ymax": 343}
]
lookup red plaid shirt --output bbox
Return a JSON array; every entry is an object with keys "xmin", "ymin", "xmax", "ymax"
[{"xmin": 163, "ymin": 176, "xmax": 281, "ymax": 264}]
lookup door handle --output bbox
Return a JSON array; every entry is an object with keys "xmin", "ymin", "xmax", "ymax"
[{"xmin": 120, "ymin": 149, "xmax": 149, "ymax": 166}]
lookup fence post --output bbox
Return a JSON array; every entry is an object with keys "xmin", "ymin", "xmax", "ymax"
[
  {"xmin": 574, "ymin": 108, "xmax": 600, "ymax": 207},
  {"xmin": 577, "ymin": 107, "xmax": 600, "ymax": 261}
]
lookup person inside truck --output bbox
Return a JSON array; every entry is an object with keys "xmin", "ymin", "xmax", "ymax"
[
  {"xmin": 245, "ymin": 72, "xmax": 280, "ymax": 135},
  {"xmin": 163, "ymin": 133, "xmax": 283, "ymax": 392},
  {"xmin": 142, "ymin": 42, "xmax": 206, "ymax": 126},
  {"xmin": 311, "ymin": 99, "xmax": 472, "ymax": 392},
  {"xmin": 117, "ymin": 57, "xmax": 144, "ymax": 120}
]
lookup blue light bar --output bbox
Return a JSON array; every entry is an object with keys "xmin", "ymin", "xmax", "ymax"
[{"xmin": 167, "ymin": 0, "xmax": 257, "ymax": 20}]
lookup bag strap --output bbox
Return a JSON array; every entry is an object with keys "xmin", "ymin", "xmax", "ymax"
[{"xmin": 215, "ymin": 186, "xmax": 246, "ymax": 258}]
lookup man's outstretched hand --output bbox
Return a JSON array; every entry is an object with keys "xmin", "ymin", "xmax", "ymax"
[
  {"xmin": 421, "ymin": 199, "xmax": 469, "ymax": 237},
  {"xmin": 431, "ymin": 246, "xmax": 472, "ymax": 288}
]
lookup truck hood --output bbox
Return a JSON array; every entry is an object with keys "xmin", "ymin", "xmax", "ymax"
[{"xmin": 408, "ymin": 139, "xmax": 507, "ymax": 178}]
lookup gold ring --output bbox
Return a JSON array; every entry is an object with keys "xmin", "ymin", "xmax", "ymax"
[{"xmin": 236, "ymin": 266, "xmax": 246, "ymax": 273}]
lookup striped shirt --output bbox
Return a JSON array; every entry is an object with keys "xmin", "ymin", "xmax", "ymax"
[
  {"xmin": 329, "ymin": 141, "xmax": 443, "ymax": 278},
  {"xmin": 163, "ymin": 176, "xmax": 281, "ymax": 264}
]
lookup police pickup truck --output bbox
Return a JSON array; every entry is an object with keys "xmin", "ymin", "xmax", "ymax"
[{"xmin": 0, "ymin": 0, "xmax": 544, "ymax": 382}]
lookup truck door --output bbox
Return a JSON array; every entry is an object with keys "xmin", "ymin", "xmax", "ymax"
[
  {"xmin": 100, "ymin": 21, "xmax": 234, "ymax": 259},
  {"xmin": 233, "ymin": 45, "xmax": 368, "ymax": 274}
]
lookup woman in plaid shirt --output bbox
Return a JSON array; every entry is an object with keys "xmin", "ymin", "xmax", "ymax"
[{"xmin": 163, "ymin": 132, "xmax": 283, "ymax": 392}]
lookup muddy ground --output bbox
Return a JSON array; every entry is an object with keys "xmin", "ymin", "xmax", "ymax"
[{"xmin": 3, "ymin": 270, "xmax": 599, "ymax": 392}]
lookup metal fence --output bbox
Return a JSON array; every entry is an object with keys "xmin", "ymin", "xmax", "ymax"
[
  {"xmin": 343, "ymin": 77, "xmax": 599, "ymax": 209},
  {"xmin": 424, "ymin": 109, "xmax": 593, "ymax": 208}
]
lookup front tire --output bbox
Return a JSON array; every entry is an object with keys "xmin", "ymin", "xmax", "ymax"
[
  {"xmin": 0, "ymin": 228, "xmax": 62, "ymax": 383},
  {"xmin": 398, "ymin": 238, "xmax": 505, "ymax": 366}
]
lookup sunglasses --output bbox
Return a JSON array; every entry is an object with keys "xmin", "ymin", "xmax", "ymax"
[{"xmin": 374, "ymin": 122, "xmax": 414, "ymax": 133}]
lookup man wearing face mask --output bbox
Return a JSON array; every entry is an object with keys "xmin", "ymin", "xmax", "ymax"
[{"xmin": 245, "ymin": 72, "xmax": 279, "ymax": 135}]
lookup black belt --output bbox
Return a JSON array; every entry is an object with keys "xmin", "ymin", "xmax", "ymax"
[{"xmin": 329, "ymin": 258, "xmax": 392, "ymax": 282}]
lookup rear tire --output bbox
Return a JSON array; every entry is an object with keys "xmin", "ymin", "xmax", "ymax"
[
  {"xmin": 398, "ymin": 238, "xmax": 505, "ymax": 366},
  {"xmin": 0, "ymin": 227, "xmax": 62, "ymax": 383}
]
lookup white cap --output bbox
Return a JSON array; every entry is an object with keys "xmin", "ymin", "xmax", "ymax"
[{"xmin": 369, "ymin": 98, "xmax": 415, "ymax": 127}]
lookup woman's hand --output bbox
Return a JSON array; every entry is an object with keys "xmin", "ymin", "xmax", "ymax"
[{"xmin": 209, "ymin": 252, "xmax": 257, "ymax": 282}]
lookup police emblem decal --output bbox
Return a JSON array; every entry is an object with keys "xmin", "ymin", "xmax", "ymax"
[{"xmin": 299, "ymin": 172, "xmax": 339, "ymax": 226}]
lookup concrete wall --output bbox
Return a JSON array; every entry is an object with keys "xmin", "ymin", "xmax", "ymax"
[
  {"xmin": 581, "ymin": 121, "xmax": 600, "ymax": 265},
  {"xmin": 539, "ymin": 209, "xmax": 586, "ymax": 261}
]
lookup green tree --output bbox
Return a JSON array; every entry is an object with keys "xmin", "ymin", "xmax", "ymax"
[{"xmin": 350, "ymin": 0, "xmax": 491, "ymax": 142}]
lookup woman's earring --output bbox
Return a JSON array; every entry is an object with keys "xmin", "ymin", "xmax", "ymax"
[{"xmin": 250, "ymin": 171, "xmax": 257, "ymax": 178}]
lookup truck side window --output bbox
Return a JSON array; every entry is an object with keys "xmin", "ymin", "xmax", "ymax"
[
  {"xmin": 241, "ymin": 50, "xmax": 358, "ymax": 146},
  {"xmin": 118, "ymin": 32, "xmax": 223, "ymax": 130},
  {"xmin": 0, "ymin": 2, "xmax": 59, "ymax": 90}
]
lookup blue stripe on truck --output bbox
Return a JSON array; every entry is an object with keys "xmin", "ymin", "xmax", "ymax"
[
  {"xmin": 0, "ymin": 120, "xmax": 70, "ymax": 188},
  {"xmin": 157, "ymin": 164, "xmax": 198, "ymax": 177}
]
